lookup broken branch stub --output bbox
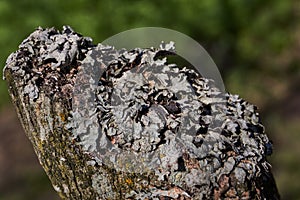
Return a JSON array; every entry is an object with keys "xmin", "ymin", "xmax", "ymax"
[{"xmin": 3, "ymin": 26, "xmax": 280, "ymax": 199}]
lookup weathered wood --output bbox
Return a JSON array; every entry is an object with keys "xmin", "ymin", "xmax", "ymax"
[{"xmin": 3, "ymin": 26, "xmax": 280, "ymax": 199}]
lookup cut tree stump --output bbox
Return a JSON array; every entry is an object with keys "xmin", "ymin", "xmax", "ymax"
[{"xmin": 3, "ymin": 26, "xmax": 280, "ymax": 199}]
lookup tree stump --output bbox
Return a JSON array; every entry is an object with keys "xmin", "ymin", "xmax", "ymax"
[{"xmin": 3, "ymin": 26, "xmax": 280, "ymax": 199}]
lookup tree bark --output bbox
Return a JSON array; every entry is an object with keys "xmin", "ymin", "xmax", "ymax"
[{"xmin": 3, "ymin": 26, "xmax": 280, "ymax": 199}]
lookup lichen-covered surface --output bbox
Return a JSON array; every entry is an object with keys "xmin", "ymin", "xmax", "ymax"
[{"xmin": 3, "ymin": 26, "xmax": 280, "ymax": 199}]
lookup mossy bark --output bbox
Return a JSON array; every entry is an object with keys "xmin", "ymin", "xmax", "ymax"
[{"xmin": 5, "ymin": 71, "xmax": 114, "ymax": 199}]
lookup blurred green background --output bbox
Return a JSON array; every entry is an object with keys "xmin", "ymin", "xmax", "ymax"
[{"xmin": 0, "ymin": 0, "xmax": 299, "ymax": 199}]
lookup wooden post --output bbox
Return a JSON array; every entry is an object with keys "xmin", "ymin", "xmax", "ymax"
[{"xmin": 3, "ymin": 26, "xmax": 280, "ymax": 199}]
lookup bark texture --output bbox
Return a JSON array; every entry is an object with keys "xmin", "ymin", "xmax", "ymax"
[{"xmin": 3, "ymin": 26, "xmax": 280, "ymax": 199}]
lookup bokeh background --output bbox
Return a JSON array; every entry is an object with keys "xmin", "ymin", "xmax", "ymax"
[{"xmin": 0, "ymin": 1, "xmax": 299, "ymax": 199}]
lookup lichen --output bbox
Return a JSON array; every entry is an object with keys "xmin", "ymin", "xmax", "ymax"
[
  {"xmin": 68, "ymin": 38, "xmax": 277, "ymax": 198},
  {"xmin": 4, "ymin": 26, "xmax": 280, "ymax": 199}
]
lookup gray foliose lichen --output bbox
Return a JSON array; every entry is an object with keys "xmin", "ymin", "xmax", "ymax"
[
  {"xmin": 3, "ymin": 25, "xmax": 93, "ymax": 101},
  {"xmin": 68, "ymin": 37, "xmax": 277, "ymax": 199},
  {"xmin": 4, "ymin": 26, "xmax": 279, "ymax": 199}
]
